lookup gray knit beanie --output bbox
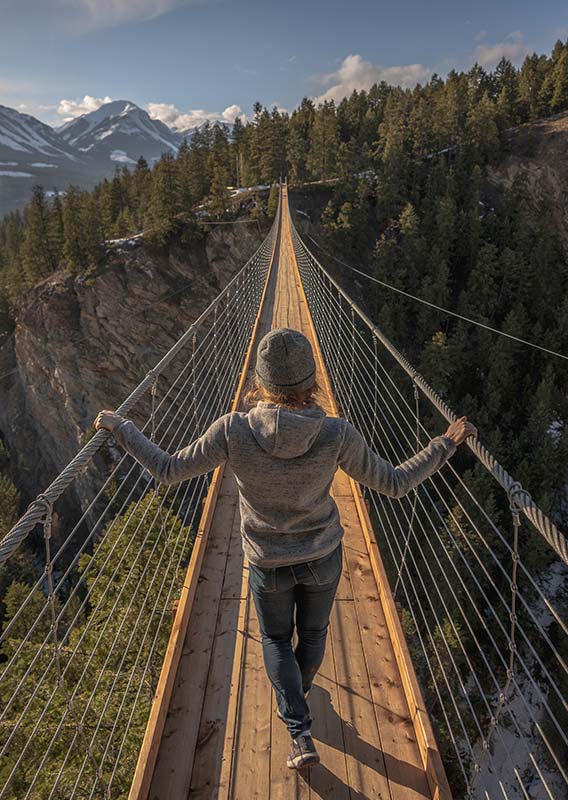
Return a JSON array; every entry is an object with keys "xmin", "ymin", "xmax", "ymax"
[{"xmin": 255, "ymin": 327, "xmax": 316, "ymax": 393}]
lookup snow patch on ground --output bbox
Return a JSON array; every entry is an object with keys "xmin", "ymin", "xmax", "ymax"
[
  {"xmin": 104, "ymin": 232, "xmax": 145, "ymax": 252},
  {"xmin": 31, "ymin": 162, "xmax": 58, "ymax": 168},
  {"xmin": 0, "ymin": 133, "xmax": 27, "ymax": 151},
  {"xmin": 0, "ymin": 161, "xmax": 18, "ymax": 166},
  {"xmin": 110, "ymin": 149, "xmax": 137, "ymax": 164},
  {"xmin": 547, "ymin": 418, "xmax": 563, "ymax": 445}
]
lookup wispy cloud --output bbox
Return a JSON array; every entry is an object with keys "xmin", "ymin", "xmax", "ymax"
[
  {"xmin": 56, "ymin": 94, "xmax": 113, "ymax": 121},
  {"xmin": 474, "ymin": 31, "xmax": 531, "ymax": 67},
  {"xmin": 147, "ymin": 101, "xmax": 246, "ymax": 129},
  {"xmin": 313, "ymin": 54, "xmax": 431, "ymax": 104},
  {"xmin": 56, "ymin": 0, "xmax": 210, "ymax": 32}
]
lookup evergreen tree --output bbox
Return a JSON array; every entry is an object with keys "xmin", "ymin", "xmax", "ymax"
[
  {"xmin": 144, "ymin": 152, "xmax": 182, "ymax": 246},
  {"xmin": 550, "ymin": 45, "xmax": 568, "ymax": 112},
  {"xmin": 287, "ymin": 98, "xmax": 315, "ymax": 183},
  {"xmin": 267, "ymin": 183, "xmax": 279, "ymax": 217},
  {"xmin": 307, "ymin": 100, "xmax": 338, "ymax": 180},
  {"xmin": 21, "ymin": 186, "xmax": 56, "ymax": 283}
]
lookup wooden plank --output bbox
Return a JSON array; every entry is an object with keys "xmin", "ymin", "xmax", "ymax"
[
  {"xmin": 306, "ymin": 625, "xmax": 351, "ymax": 800},
  {"xmin": 220, "ymin": 488, "xmax": 246, "ymax": 600},
  {"xmin": 332, "ymin": 468, "xmax": 353, "ymax": 498},
  {"xmin": 229, "ymin": 605, "xmax": 272, "ymax": 799},
  {"xmin": 217, "ymin": 563, "xmax": 251, "ymax": 798},
  {"xmin": 147, "ymin": 492, "xmax": 237, "ymax": 799},
  {"xmin": 340, "ymin": 499, "xmax": 431, "ymax": 800},
  {"xmin": 268, "ymin": 193, "xmax": 311, "ymax": 800},
  {"xmin": 188, "ymin": 596, "xmax": 245, "ymax": 797},
  {"xmin": 329, "ymin": 597, "xmax": 392, "ymax": 799},
  {"xmin": 350, "ymin": 480, "xmax": 453, "ymax": 800}
]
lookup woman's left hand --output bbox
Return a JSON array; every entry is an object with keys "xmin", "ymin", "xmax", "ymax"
[{"xmin": 95, "ymin": 409, "xmax": 125, "ymax": 433}]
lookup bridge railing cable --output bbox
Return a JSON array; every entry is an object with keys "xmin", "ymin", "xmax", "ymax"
[
  {"xmin": 0, "ymin": 193, "xmax": 280, "ymax": 800},
  {"xmin": 288, "ymin": 203, "xmax": 568, "ymax": 800}
]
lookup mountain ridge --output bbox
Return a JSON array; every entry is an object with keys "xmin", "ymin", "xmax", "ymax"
[{"xmin": 0, "ymin": 99, "xmax": 234, "ymax": 216}]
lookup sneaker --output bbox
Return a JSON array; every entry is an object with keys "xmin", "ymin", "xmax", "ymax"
[
  {"xmin": 276, "ymin": 688, "xmax": 311, "ymax": 721},
  {"xmin": 287, "ymin": 731, "xmax": 320, "ymax": 769}
]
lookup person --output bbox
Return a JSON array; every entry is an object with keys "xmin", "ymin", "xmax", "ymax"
[{"xmin": 95, "ymin": 326, "xmax": 477, "ymax": 770}]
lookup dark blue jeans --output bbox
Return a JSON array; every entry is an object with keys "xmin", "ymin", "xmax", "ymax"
[{"xmin": 248, "ymin": 540, "xmax": 343, "ymax": 739}]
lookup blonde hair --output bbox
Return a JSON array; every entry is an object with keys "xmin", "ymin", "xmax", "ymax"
[{"xmin": 243, "ymin": 374, "xmax": 324, "ymax": 411}]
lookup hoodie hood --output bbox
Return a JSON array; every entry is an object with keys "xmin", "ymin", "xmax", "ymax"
[{"xmin": 247, "ymin": 401, "xmax": 327, "ymax": 459}]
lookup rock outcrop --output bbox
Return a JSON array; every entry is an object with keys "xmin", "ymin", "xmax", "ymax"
[
  {"xmin": 487, "ymin": 111, "xmax": 568, "ymax": 250},
  {"xmin": 0, "ymin": 220, "xmax": 267, "ymax": 539}
]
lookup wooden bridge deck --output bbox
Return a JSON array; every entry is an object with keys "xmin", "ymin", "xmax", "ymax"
[{"xmin": 130, "ymin": 186, "xmax": 451, "ymax": 800}]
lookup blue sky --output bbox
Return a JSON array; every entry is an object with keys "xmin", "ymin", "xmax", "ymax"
[{"xmin": 1, "ymin": 0, "xmax": 567, "ymax": 129}]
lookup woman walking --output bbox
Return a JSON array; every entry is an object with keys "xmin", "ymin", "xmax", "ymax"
[{"xmin": 95, "ymin": 327, "xmax": 476, "ymax": 770}]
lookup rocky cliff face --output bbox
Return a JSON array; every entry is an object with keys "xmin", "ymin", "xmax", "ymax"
[
  {"xmin": 0, "ymin": 220, "xmax": 267, "ymax": 536},
  {"xmin": 487, "ymin": 111, "xmax": 568, "ymax": 250}
]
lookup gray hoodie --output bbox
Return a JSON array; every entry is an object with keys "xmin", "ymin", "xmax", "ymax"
[{"xmin": 112, "ymin": 401, "xmax": 457, "ymax": 568}]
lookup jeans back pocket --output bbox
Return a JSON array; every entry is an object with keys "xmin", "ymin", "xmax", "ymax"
[
  {"xmin": 306, "ymin": 541, "xmax": 343, "ymax": 586},
  {"xmin": 248, "ymin": 561, "xmax": 277, "ymax": 593}
]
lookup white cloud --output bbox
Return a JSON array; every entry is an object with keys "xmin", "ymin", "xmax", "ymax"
[
  {"xmin": 56, "ymin": 94, "xmax": 113, "ymax": 121},
  {"xmin": 221, "ymin": 104, "xmax": 244, "ymax": 124},
  {"xmin": 146, "ymin": 101, "xmax": 246, "ymax": 130},
  {"xmin": 267, "ymin": 101, "xmax": 289, "ymax": 114},
  {"xmin": 474, "ymin": 31, "xmax": 530, "ymax": 67},
  {"xmin": 313, "ymin": 54, "xmax": 431, "ymax": 104},
  {"xmin": 57, "ymin": 0, "xmax": 194, "ymax": 30}
]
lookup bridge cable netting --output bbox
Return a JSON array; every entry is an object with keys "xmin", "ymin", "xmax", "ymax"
[
  {"xmin": 0, "ymin": 198, "xmax": 279, "ymax": 799},
  {"xmin": 289, "ymin": 200, "xmax": 567, "ymax": 799}
]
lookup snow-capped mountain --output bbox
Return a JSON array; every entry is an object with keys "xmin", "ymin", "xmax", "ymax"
[
  {"xmin": 57, "ymin": 99, "xmax": 180, "ymax": 166},
  {"xmin": 0, "ymin": 105, "xmax": 81, "ymax": 162},
  {"xmin": 0, "ymin": 105, "xmax": 94, "ymax": 217},
  {"xmin": 0, "ymin": 100, "xmax": 237, "ymax": 216}
]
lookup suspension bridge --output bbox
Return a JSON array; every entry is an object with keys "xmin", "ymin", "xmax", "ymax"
[{"xmin": 0, "ymin": 182, "xmax": 566, "ymax": 800}]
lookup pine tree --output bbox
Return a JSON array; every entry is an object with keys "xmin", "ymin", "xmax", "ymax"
[
  {"xmin": 209, "ymin": 161, "xmax": 230, "ymax": 219},
  {"xmin": 465, "ymin": 91, "xmax": 500, "ymax": 163},
  {"xmin": 307, "ymin": 100, "xmax": 338, "ymax": 180},
  {"xmin": 176, "ymin": 138, "xmax": 193, "ymax": 210},
  {"xmin": 494, "ymin": 57, "xmax": 520, "ymax": 125},
  {"xmin": 21, "ymin": 185, "xmax": 56, "ymax": 283},
  {"xmin": 62, "ymin": 185, "xmax": 87, "ymax": 272},
  {"xmin": 144, "ymin": 152, "xmax": 182, "ymax": 246},
  {"xmin": 550, "ymin": 46, "xmax": 568, "ymax": 112},
  {"xmin": 231, "ymin": 116, "xmax": 246, "ymax": 187},
  {"xmin": 267, "ymin": 183, "xmax": 279, "ymax": 217},
  {"xmin": 287, "ymin": 98, "xmax": 315, "ymax": 183},
  {"xmin": 133, "ymin": 156, "xmax": 152, "ymax": 229}
]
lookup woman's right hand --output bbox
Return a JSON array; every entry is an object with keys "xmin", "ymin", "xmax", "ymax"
[{"xmin": 444, "ymin": 416, "xmax": 477, "ymax": 446}]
